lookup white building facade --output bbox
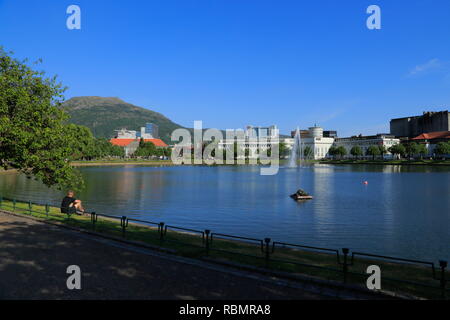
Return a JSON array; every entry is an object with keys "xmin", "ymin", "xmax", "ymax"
[
  {"xmin": 218, "ymin": 125, "xmax": 280, "ymax": 159},
  {"xmin": 333, "ymin": 134, "xmax": 400, "ymax": 159},
  {"xmin": 282, "ymin": 126, "xmax": 335, "ymax": 160}
]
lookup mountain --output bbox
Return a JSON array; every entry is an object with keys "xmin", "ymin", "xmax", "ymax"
[{"xmin": 61, "ymin": 96, "xmax": 185, "ymax": 143}]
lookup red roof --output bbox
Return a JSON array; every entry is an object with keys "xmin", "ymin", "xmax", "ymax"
[
  {"xmin": 412, "ymin": 131, "xmax": 450, "ymax": 141},
  {"xmin": 110, "ymin": 138, "xmax": 168, "ymax": 147},
  {"xmin": 110, "ymin": 139, "xmax": 136, "ymax": 147}
]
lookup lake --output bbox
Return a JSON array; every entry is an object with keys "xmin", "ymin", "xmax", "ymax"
[{"xmin": 0, "ymin": 164, "xmax": 449, "ymax": 262}]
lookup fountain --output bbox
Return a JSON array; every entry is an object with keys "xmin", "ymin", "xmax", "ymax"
[{"xmin": 287, "ymin": 127, "xmax": 303, "ymax": 168}]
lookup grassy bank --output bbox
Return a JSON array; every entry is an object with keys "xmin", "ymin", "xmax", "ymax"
[
  {"xmin": 0, "ymin": 199, "xmax": 448, "ymax": 299},
  {"xmin": 320, "ymin": 159, "xmax": 450, "ymax": 166}
]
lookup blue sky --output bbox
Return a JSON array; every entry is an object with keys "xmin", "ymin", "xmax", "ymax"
[{"xmin": 1, "ymin": 0, "xmax": 450, "ymax": 136}]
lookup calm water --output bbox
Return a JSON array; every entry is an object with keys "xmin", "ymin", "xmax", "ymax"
[{"xmin": 0, "ymin": 164, "xmax": 449, "ymax": 262}]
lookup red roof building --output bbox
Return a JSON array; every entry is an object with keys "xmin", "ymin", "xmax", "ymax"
[
  {"xmin": 110, "ymin": 138, "xmax": 168, "ymax": 148},
  {"xmin": 411, "ymin": 131, "xmax": 450, "ymax": 142}
]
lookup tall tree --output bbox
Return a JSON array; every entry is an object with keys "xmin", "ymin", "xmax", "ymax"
[
  {"xmin": 328, "ymin": 146, "xmax": 337, "ymax": 160},
  {"xmin": 350, "ymin": 146, "xmax": 363, "ymax": 159},
  {"xmin": 378, "ymin": 145, "xmax": 387, "ymax": 159},
  {"xmin": 388, "ymin": 144, "xmax": 406, "ymax": 159},
  {"xmin": 336, "ymin": 146, "xmax": 347, "ymax": 159},
  {"xmin": 366, "ymin": 145, "xmax": 381, "ymax": 160},
  {"xmin": 434, "ymin": 142, "xmax": 450, "ymax": 156},
  {"xmin": 0, "ymin": 49, "xmax": 82, "ymax": 190}
]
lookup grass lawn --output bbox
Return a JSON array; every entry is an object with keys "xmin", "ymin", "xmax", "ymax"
[{"xmin": 0, "ymin": 198, "xmax": 448, "ymax": 299}]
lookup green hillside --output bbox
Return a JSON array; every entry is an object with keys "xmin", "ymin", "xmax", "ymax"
[{"xmin": 61, "ymin": 96, "xmax": 184, "ymax": 143}]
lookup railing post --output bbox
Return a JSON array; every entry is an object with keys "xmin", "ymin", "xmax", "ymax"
[
  {"xmin": 45, "ymin": 204, "xmax": 50, "ymax": 217},
  {"xmin": 120, "ymin": 216, "xmax": 128, "ymax": 238},
  {"xmin": 342, "ymin": 248, "xmax": 349, "ymax": 283},
  {"xmin": 440, "ymin": 260, "xmax": 447, "ymax": 299},
  {"xmin": 264, "ymin": 238, "xmax": 271, "ymax": 268},
  {"xmin": 13, "ymin": 199, "xmax": 16, "ymax": 211},
  {"xmin": 28, "ymin": 201, "xmax": 32, "ymax": 215},
  {"xmin": 205, "ymin": 230, "xmax": 211, "ymax": 256},
  {"xmin": 91, "ymin": 212, "xmax": 97, "ymax": 231},
  {"xmin": 158, "ymin": 222, "xmax": 165, "ymax": 244}
]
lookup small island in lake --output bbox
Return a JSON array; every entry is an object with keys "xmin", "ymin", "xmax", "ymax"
[{"xmin": 290, "ymin": 189, "xmax": 314, "ymax": 201}]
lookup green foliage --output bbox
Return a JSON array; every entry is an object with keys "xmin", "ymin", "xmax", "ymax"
[
  {"xmin": 134, "ymin": 139, "xmax": 170, "ymax": 158},
  {"xmin": 434, "ymin": 142, "xmax": 450, "ymax": 156},
  {"xmin": 350, "ymin": 146, "xmax": 363, "ymax": 158},
  {"xmin": 405, "ymin": 142, "xmax": 420, "ymax": 157},
  {"xmin": 416, "ymin": 144, "xmax": 428, "ymax": 158},
  {"xmin": 0, "ymin": 48, "xmax": 83, "ymax": 190},
  {"xmin": 335, "ymin": 146, "xmax": 347, "ymax": 158},
  {"xmin": 279, "ymin": 142, "xmax": 289, "ymax": 159},
  {"xmin": 388, "ymin": 144, "xmax": 406, "ymax": 158},
  {"xmin": 328, "ymin": 146, "xmax": 337, "ymax": 159},
  {"xmin": 61, "ymin": 96, "xmax": 185, "ymax": 143},
  {"xmin": 366, "ymin": 145, "xmax": 381, "ymax": 160}
]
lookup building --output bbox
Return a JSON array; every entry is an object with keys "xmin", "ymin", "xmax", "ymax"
[
  {"xmin": 114, "ymin": 129, "xmax": 137, "ymax": 139},
  {"xmin": 411, "ymin": 131, "xmax": 450, "ymax": 156},
  {"xmin": 116, "ymin": 123, "xmax": 159, "ymax": 140},
  {"xmin": 111, "ymin": 124, "xmax": 167, "ymax": 156},
  {"xmin": 218, "ymin": 125, "xmax": 280, "ymax": 159},
  {"xmin": 390, "ymin": 111, "xmax": 450, "ymax": 138},
  {"xmin": 139, "ymin": 123, "xmax": 159, "ymax": 139},
  {"xmin": 283, "ymin": 126, "xmax": 336, "ymax": 160},
  {"xmin": 333, "ymin": 134, "xmax": 400, "ymax": 159}
]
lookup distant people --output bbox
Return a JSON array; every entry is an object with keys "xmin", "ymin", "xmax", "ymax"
[{"xmin": 61, "ymin": 191, "xmax": 85, "ymax": 215}]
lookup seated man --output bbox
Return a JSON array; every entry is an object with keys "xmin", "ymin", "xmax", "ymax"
[{"xmin": 61, "ymin": 191, "xmax": 85, "ymax": 215}]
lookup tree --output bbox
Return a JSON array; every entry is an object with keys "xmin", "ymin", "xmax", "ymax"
[
  {"xmin": 350, "ymin": 146, "xmax": 363, "ymax": 159},
  {"xmin": 336, "ymin": 146, "xmax": 347, "ymax": 159},
  {"xmin": 416, "ymin": 144, "xmax": 428, "ymax": 159},
  {"xmin": 135, "ymin": 140, "xmax": 157, "ymax": 157},
  {"xmin": 366, "ymin": 145, "xmax": 381, "ymax": 160},
  {"xmin": 0, "ymin": 49, "xmax": 82, "ymax": 190},
  {"xmin": 388, "ymin": 144, "xmax": 406, "ymax": 159},
  {"xmin": 405, "ymin": 142, "xmax": 420, "ymax": 158},
  {"xmin": 434, "ymin": 142, "xmax": 450, "ymax": 156},
  {"xmin": 378, "ymin": 145, "xmax": 387, "ymax": 159},
  {"xmin": 279, "ymin": 142, "xmax": 289, "ymax": 159},
  {"xmin": 65, "ymin": 124, "xmax": 97, "ymax": 160},
  {"xmin": 328, "ymin": 146, "xmax": 337, "ymax": 159}
]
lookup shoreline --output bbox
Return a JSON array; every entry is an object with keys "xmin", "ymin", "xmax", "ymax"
[{"xmin": 319, "ymin": 160, "xmax": 450, "ymax": 166}]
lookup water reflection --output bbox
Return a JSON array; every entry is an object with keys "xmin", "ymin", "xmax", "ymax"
[{"xmin": 0, "ymin": 164, "xmax": 449, "ymax": 261}]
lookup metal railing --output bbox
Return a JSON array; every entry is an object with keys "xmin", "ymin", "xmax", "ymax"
[{"xmin": 0, "ymin": 195, "xmax": 448, "ymax": 299}]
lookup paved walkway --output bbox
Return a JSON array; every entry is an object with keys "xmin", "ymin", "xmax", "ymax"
[{"xmin": 0, "ymin": 211, "xmax": 360, "ymax": 300}]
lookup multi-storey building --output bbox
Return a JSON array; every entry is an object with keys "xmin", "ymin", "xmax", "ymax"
[{"xmin": 390, "ymin": 111, "xmax": 450, "ymax": 138}]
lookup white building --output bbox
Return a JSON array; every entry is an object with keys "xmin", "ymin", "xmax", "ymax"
[
  {"xmin": 282, "ymin": 126, "xmax": 335, "ymax": 160},
  {"xmin": 115, "ymin": 123, "xmax": 158, "ymax": 140},
  {"xmin": 115, "ymin": 129, "xmax": 138, "ymax": 139},
  {"xmin": 218, "ymin": 125, "xmax": 280, "ymax": 159},
  {"xmin": 333, "ymin": 134, "xmax": 400, "ymax": 159}
]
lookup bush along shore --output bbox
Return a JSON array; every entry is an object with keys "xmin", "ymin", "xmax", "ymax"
[{"xmin": 0, "ymin": 197, "xmax": 448, "ymax": 300}]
